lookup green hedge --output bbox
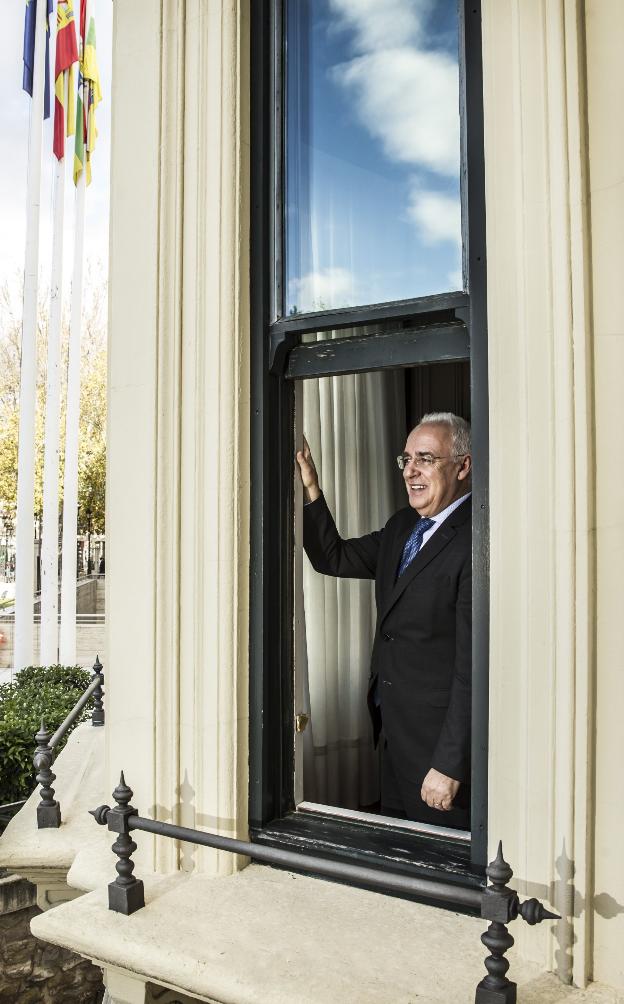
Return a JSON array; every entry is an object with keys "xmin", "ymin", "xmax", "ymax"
[{"xmin": 0, "ymin": 665, "xmax": 94, "ymax": 804}]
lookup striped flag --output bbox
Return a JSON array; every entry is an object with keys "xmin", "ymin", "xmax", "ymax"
[
  {"xmin": 53, "ymin": 1, "xmax": 79, "ymax": 160},
  {"xmin": 22, "ymin": 0, "xmax": 54, "ymax": 119},
  {"xmin": 74, "ymin": 0, "xmax": 102, "ymax": 185}
]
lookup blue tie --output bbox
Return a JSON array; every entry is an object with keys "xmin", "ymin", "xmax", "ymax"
[{"xmin": 397, "ymin": 518, "xmax": 434, "ymax": 577}]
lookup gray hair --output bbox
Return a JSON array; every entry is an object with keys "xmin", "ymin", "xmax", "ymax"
[{"xmin": 416, "ymin": 412, "xmax": 471, "ymax": 457}]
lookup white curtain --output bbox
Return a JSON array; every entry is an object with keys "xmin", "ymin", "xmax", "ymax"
[{"xmin": 300, "ymin": 365, "xmax": 406, "ymax": 809}]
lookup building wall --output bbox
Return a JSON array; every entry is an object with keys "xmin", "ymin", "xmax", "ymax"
[
  {"xmin": 484, "ymin": 0, "xmax": 623, "ymax": 989},
  {"xmin": 0, "ymin": 875, "xmax": 103, "ymax": 1003},
  {"xmin": 106, "ymin": 0, "xmax": 250, "ymax": 876},
  {"xmin": 101, "ymin": 0, "xmax": 622, "ymax": 991},
  {"xmin": 586, "ymin": 0, "xmax": 624, "ymax": 989}
]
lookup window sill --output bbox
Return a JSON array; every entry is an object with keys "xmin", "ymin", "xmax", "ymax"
[{"xmin": 252, "ymin": 810, "xmax": 484, "ymax": 912}]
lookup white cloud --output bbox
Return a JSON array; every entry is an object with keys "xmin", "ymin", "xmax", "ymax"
[
  {"xmin": 328, "ymin": 0, "xmax": 433, "ymax": 53},
  {"xmin": 288, "ymin": 267, "xmax": 356, "ymax": 312},
  {"xmin": 447, "ymin": 268, "xmax": 463, "ymax": 291},
  {"xmin": 332, "ymin": 47, "xmax": 460, "ymax": 176},
  {"xmin": 407, "ymin": 189, "xmax": 461, "ymax": 246}
]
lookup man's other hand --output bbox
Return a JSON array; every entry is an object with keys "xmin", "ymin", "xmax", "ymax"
[
  {"xmin": 421, "ymin": 768, "xmax": 460, "ymax": 811},
  {"xmin": 296, "ymin": 436, "xmax": 321, "ymax": 503}
]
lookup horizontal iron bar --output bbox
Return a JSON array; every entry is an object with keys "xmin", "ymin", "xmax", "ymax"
[
  {"xmin": 0, "ymin": 800, "xmax": 27, "ymax": 811},
  {"xmin": 285, "ymin": 323, "xmax": 469, "ymax": 380},
  {"xmin": 49, "ymin": 676, "xmax": 101, "ymax": 749},
  {"xmin": 270, "ymin": 291, "xmax": 469, "ymax": 337},
  {"xmin": 129, "ymin": 815, "xmax": 482, "ymax": 909}
]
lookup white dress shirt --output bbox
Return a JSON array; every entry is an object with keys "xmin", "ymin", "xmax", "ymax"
[{"xmin": 420, "ymin": 492, "xmax": 472, "ymax": 548}]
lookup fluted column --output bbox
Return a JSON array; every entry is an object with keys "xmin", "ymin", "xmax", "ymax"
[
  {"xmin": 107, "ymin": 0, "xmax": 250, "ymax": 876},
  {"xmin": 482, "ymin": 0, "xmax": 594, "ymax": 986}
]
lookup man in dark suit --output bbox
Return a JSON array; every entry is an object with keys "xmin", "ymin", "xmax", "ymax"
[{"xmin": 297, "ymin": 412, "xmax": 472, "ymax": 828}]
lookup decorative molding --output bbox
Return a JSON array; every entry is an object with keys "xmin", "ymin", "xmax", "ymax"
[
  {"xmin": 482, "ymin": 0, "xmax": 594, "ymax": 986},
  {"xmin": 107, "ymin": 0, "xmax": 250, "ymax": 877}
]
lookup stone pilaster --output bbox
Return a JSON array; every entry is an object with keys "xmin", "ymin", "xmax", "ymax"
[
  {"xmin": 107, "ymin": 0, "xmax": 250, "ymax": 875},
  {"xmin": 482, "ymin": 0, "xmax": 595, "ymax": 986}
]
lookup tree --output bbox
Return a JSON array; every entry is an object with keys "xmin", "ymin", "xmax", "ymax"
[
  {"xmin": 0, "ymin": 270, "xmax": 107, "ymax": 539},
  {"xmin": 77, "ymin": 322, "xmax": 106, "ymax": 534},
  {"xmin": 0, "ymin": 275, "xmax": 47, "ymax": 522}
]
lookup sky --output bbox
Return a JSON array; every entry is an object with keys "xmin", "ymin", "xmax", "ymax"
[
  {"xmin": 0, "ymin": 1, "xmax": 113, "ymax": 310},
  {"xmin": 285, "ymin": 0, "xmax": 464, "ymax": 314},
  {"xmin": 1, "ymin": 1, "xmax": 460, "ymax": 319}
]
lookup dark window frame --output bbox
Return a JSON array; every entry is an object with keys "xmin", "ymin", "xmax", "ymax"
[{"xmin": 250, "ymin": 0, "xmax": 489, "ymax": 904}]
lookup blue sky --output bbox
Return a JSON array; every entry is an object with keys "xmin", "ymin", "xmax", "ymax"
[
  {"xmin": 1, "ymin": 2, "xmax": 460, "ymax": 319},
  {"xmin": 0, "ymin": 2, "xmax": 112, "ymax": 307},
  {"xmin": 286, "ymin": 0, "xmax": 463, "ymax": 314}
]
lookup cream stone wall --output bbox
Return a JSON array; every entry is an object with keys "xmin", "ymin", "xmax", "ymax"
[
  {"xmin": 98, "ymin": 0, "xmax": 622, "ymax": 993},
  {"xmin": 585, "ymin": 0, "xmax": 624, "ymax": 990},
  {"xmin": 0, "ymin": 0, "xmax": 621, "ymax": 998},
  {"xmin": 482, "ymin": 0, "xmax": 595, "ymax": 987},
  {"xmin": 106, "ymin": 0, "xmax": 249, "ymax": 877},
  {"xmin": 484, "ymin": 0, "xmax": 623, "ymax": 991}
]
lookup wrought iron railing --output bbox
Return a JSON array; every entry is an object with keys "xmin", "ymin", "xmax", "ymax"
[
  {"xmin": 34, "ymin": 656, "xmax": 105, "ymax": 828},
  {"xmin": 91, "ymin": 774, "xmax": 559, "ymax": 1003}
]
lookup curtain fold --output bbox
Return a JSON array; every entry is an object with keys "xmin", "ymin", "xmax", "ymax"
[{"xmin": 301, "ymin": 361, "xmax": 406, "ymax": 808}]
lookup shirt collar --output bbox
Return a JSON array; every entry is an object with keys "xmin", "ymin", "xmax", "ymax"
[{"xmin": 428, "ymin": 491, "xmax": 472, "ymax": 527}]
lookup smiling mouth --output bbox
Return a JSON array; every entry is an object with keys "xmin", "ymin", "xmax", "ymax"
[{"xmin": 409, "ymin": 484, "xmax": 427, "ymax": 492}]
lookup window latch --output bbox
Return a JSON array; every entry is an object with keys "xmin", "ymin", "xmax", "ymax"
[{"xmin": 295, "ymin": 713, "xmax": 309, "ymax": 733}]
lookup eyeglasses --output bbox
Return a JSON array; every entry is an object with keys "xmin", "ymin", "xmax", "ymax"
[{"xmin": 396, "ymin": 452, "xmax": 466, "ymax": 471}]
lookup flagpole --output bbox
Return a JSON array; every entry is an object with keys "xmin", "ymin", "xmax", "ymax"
[
  {"xmin": 15, "ymin": 0, "xmax": 49, "ymax": 672},
  {"xmin": 40, "ymin": 80, "xmax": 70, "ymax": 667},
  {"xmin": 59, "ymin": 169, "xmax": 85, "ymax": 666}
]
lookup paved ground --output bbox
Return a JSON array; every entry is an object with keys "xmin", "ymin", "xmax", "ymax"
[{"xmin": 0, "ymin": 623, "xmax": 106, "ymax": 678}]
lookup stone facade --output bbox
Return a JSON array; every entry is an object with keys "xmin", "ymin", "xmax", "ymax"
[{"xmin": 0, "ymin": 876, "xmax": 103, "ymax": 1004}]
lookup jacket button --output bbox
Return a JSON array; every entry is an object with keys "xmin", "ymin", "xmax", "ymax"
[{"xmin": 383, "ymin": 632, "xmax": 394, "ymax": 642}]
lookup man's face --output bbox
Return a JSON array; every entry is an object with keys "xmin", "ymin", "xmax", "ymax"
[{"xmin": 402, "ymin": 423, "xmax": 471, "ymax": 517}]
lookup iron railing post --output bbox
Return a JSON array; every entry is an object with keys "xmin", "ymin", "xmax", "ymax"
[
  {"xmin": 90, "ymin": 773, "xmax": 145, "ymax": 915},
  {"xmin": 33, "ymin": 656, "xmax": 105, "ymax": 826},
  {"xmin": 91, "ymin": 655, "xmax": 105, "ymax": 726},
  {"xmin": 34, "ymin": 720, "xmax": 61, "ymax": 828},
  {"xmin": 475, "ymin": 842, "xmax": 559, "ymax": 1003},
  {"xmin": 475, "ymin": 842, "xmax": 518, "ymax": 1002}
]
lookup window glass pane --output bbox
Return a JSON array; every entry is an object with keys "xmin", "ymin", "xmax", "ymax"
[
  {"xmin": 300, "ymin": 321, "xmax": 400, "ymax": 344},
  {"xmin": 285, "ymin": 0, "xmax": 463, "ymax": 316}
]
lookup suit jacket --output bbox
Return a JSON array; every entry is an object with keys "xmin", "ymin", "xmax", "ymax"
[{"xmin": 303, "ymin": 493, "xmax": 472, "ymax": 787}]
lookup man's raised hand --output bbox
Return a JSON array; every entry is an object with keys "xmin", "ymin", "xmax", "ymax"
[{"xmin": 296, "ymin": 436, "xmax": 321, "ymax": 503}]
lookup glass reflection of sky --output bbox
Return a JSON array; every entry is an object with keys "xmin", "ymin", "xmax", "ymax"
[{"xmin": 285, "ymin": 0, "xmax": 463, "ymax": 316}]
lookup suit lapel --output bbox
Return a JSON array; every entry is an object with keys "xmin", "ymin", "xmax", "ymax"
[{"xmin": 379, "ymin": 497, "xmax": 471, "ymax": 624}]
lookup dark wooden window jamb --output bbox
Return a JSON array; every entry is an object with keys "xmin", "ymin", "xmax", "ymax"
[{"xmin": 249, "ymin": 0, "xmax": 489, "ymax": 901}]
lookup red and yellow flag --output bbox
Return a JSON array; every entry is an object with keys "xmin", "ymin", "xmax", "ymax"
[{"xmin": 53, "ymin": 0, "xmax": 78, "ymax": 160}]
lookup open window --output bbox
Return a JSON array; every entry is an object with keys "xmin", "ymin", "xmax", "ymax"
[
  {"xmin": 250, "ymin": 0, "xmax": 488, "ymax": 899},
  {"xmin": 293, "ymin": 357, "xmax": 470, "ymax": 817}
]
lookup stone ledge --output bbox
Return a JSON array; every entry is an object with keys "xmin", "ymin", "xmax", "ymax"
[
  {"xmin": 0, "ymin": 874, "xmax": 36, "ymax": 916},
  {"xmin": 29, "ymin": 863, "xmax": 620, "ymax": 1004},
  {"xmin": 0, "ymin": 723, "xmax": 108, "ymax": 877}
]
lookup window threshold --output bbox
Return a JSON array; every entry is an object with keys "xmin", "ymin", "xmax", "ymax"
[
  {"xmin": 251, "ymin": 808, "xmax": 484, "ymax": 913},
  {"xmin": 296, "ymin": 801, "xmax": 471, "ymax": 845}
]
